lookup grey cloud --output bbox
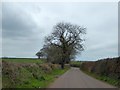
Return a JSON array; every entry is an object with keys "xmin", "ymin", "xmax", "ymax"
[
  {"xmin": 2, "ymin": 38, "xmax": 44, "ymax": 57},
  {"xmin": 77, "ymin": 42, "xmax": 118, "ymax": 61},
  {"xmin": 2, "ymin": 2, "xmax": 45, "ymax": 57},
  {"xmin": 2, "ymin": 2, "xmax": 118, "ymax": 60},
  {"xmin": 2, "ymin": 2, "xmax": 37, "ymax": 39}
]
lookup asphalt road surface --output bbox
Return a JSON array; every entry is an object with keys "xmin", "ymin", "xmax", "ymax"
[{"xmin": 49, "ymin": 67, "xmax": 116, "ymax": 88}]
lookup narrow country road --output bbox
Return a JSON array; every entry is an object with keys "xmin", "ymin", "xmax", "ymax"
[{"xmin": 49, "ymin": 67, "xmax": 116, "ymax": 88}]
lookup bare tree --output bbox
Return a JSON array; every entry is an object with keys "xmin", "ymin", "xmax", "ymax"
[{"xmin": 44, "ymin": 22, "xmax": 86, "ymax": 69}]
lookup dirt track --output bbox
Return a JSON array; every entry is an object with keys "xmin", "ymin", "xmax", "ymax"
[{"xmin": 49, "ymin": 67, "xmax": 116, "ymax": 88}]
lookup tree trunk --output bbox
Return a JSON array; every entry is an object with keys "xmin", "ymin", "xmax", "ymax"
[
  {"xmin": 61, "ymin": 45, "xmax": 66, "ymax": 69},
  {"xmin": 38, "ymin": 56, "xmax": 40, "ymax": 59},
  {"xmin": 61, "ymin": 56, "xmax": 65, "ymax": 69},
  {"xmin": 61, "ymin": 62, "xmax": 64, "ymax": 69}
]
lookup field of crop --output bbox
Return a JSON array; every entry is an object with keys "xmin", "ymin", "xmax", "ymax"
[
  {"xmin": 2, "ymin": 58, "xmax": 45, "ymax": 63},
  {"xmin": 2, "ymin": 58, "xmax": 69, "ymax": 88}
]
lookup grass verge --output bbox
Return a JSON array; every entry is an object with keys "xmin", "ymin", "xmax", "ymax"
[
  {"xmin": 15, "ymin": 68, "xmax": 69, "ymax": 88},
  {"xmin": 80, "ymin": 69, "xmax": 120, "ymax": 88},
  {"xmin": 39, "ymin": 68, "xmax": 69, "ymax": 88}
]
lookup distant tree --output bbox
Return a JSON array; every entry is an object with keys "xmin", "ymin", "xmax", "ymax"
[
  {"xmin": 36, "ymin": 50, "xmax": 44, "ymax": 59},
  {"xmin": 44, "ymin": 22, "xmax": 86, "ymax": 69}
]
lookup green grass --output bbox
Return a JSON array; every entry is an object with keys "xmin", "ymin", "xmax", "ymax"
[
  {"xmin": 15, "ymin": 68, "xmax": 69, "ymax": 88},
  {"xmin": 2, "ymin": 58, "xmax": 45, "ymax": 64},
  {"xmin": 80, "ymin": 69, "xmax": 120, "ymax": 87},
  {"xmin": 38, "ymin": 68, "xmax": 69, "ymax": 88},
  {"xmin": 70, "ymin": 61, "xmax": 81, "ymax": 67}
]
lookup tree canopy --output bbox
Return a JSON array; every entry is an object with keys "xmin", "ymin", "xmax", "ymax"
[{"xmin": 36, "ymin": 22, "xmax": 86, "ymax": 69}]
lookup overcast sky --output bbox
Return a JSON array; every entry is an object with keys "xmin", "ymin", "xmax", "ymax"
[{"xmin": 2, "ymin": 2, "xmax": 118, "ymax": 61}]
